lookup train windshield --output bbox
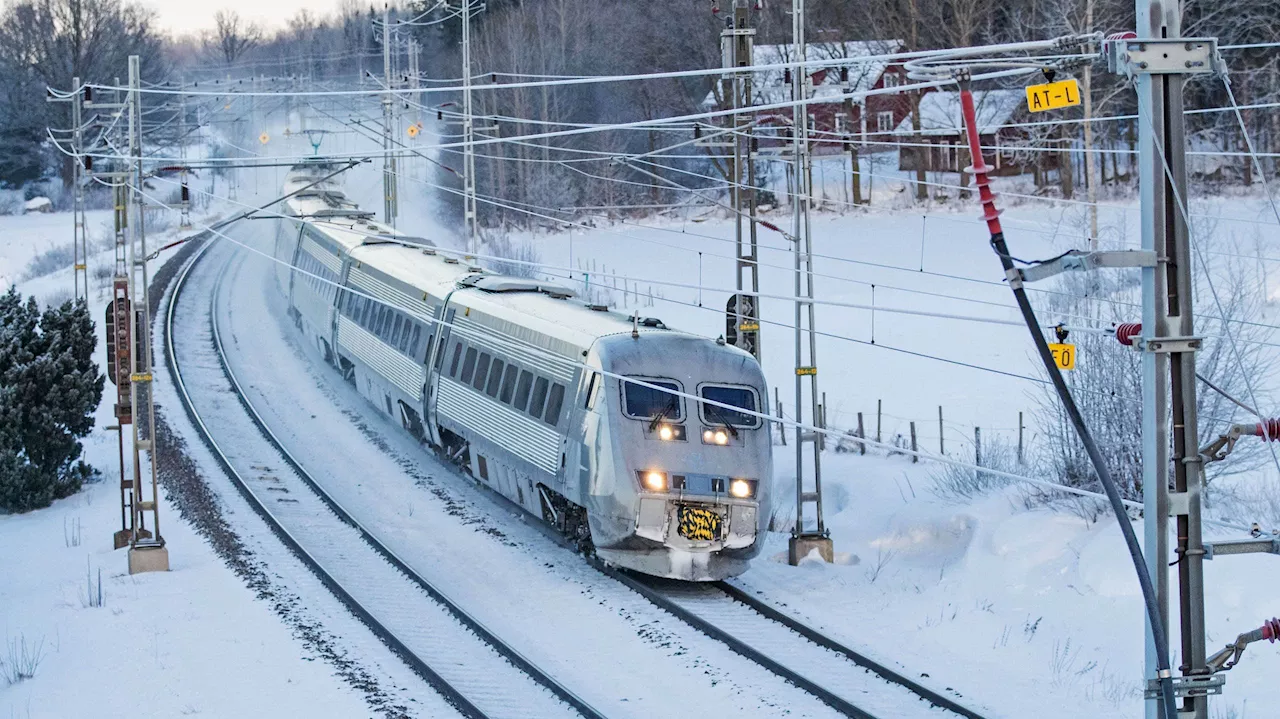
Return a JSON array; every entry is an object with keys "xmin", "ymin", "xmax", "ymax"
[
  {"xmin": 699, "ymin": 385, "xmax": 760, "ymax": 428},
  {"xmin": 623, "ymin": 378, "xmax": 682, "ymax": 421}
]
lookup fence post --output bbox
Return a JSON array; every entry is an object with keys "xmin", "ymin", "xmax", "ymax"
[
  {"xmin": 856, "ymin": 412, "xmax": 865, "ymax": 455},
  {"xmin": 775, "ymin": 387, "xmax": 786, "ymax": 446},
  {"xmin": 974, "ymin": 426, "xmax": 982, "ymax": 474},
  {"xmin": 910, "ymin": 421, "xmax": 918, "ymax": 462},
  {"xmin": 876, "ymin": 399, "xmax": 882, "ymax": 444},
  {"xmin": 1018, "ymin": 411, "xmax": 1024, "ymax": 465},
  {"xmin": 938, "ymin": 405, "xmax": 944, "ymax": 454}
]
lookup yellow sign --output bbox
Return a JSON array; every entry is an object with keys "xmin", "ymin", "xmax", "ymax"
[
  {"xmin": 796, "ymin": 366, "xmax": 817, "ymax": 376},
  {"xmin": 1048, "ymin": 343, "xmax": 1076, "ymax": 370},
  {"xmin": 1025, "ymin": 78, "xmax": 1081, "ymax": 113},
  {"xmin": 407, "ymin": 124, "xmax": 419, "ymax": 138},
  {"xmin": 259, "ymin": 132, "xmax": 270, "ymax": 144},
  {"xmin": 738, "ymin": 322, "xmax": 759, "ymax": 331}
]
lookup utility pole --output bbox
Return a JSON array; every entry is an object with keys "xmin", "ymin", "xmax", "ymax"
[
  {"xmin": 71, "ymin": 78, "xmax": 89, "ymax": 302},
  {"xmin": 718, "ymin": 0, "xmax": 762, "ymax": 361},
  {"xmin": 460, "ymin": 0, "xmax": 479, "ymax": 254},
  {"xmin": 382, "ymin": 3, "xmax": 398, "ymax": 226},
  {"xmin": 125, "ymin": 55, "xmax": 168, "ymax": 573},
  {"xmin": 178, "ymin": 78, "xmax": 191, "ymax": 228},
  {"xmin": 1109, "ymin": 8, "xmax": 1218, "ymax": 715},
  {"xmin": 786, "ymin": 0, "xmax": 832, "ymax": 565}
]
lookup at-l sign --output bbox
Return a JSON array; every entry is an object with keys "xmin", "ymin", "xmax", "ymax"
[{"xmin": 1024, "ymin": 78, "xmax": 1081, "ymax": 112}]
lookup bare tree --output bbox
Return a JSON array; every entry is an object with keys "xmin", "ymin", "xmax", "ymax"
[{"xmin": 204, "ymin": 9, "xmax": 261, "ymax": 67}]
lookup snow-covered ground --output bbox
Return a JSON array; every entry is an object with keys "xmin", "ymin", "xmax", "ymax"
[{"xmin": 4, "ymin": 144, "xmax": 1280, "ymax": 717}]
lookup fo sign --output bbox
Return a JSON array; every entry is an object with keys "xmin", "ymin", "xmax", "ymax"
[
  {"xmin": 1048, "ymin": 342, "xmax": 1076, "ymax": 370},
  {"xmin": 1025, "ymin": 79, "xmax": 1081, "ymax": 113}
]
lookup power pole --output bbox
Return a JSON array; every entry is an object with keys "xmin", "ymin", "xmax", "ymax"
[
  {"xmin": 786, "ymin": 0, "xmax": 832, "ymax": 565},
  {"xmin": 125, "ymin": 55, "xmax": 168, "ymax": 573},
  {"xmin": 382, "ymin": 3, "xmax": 398, "ymax": 226},
  {"xmin": 178, "ymin": 78, "xmax": 191, "ymax": 228},
  {"xmin": 721, "ymin": 1, "xmax": 762, "ymax": 362},
  {"xmin": 1108, "ymin": 9, "xmax": 1220, "ymax": 716},
  {"xmin": 460, "ymin": 0, "xmax": 479, "ymax": 254},
  {"xmin": 71, "ymin": 78, "xmax": 89, "ymax": 302}
]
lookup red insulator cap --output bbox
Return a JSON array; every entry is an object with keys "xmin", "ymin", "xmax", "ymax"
[
  {"xmin": 1263, "ymin": 617, "xmax": 1280, "ymax": 642},
  {"xmin": 1116, "ymin": 322, "xmax": 1142, "ymax": 346},
  {"xmin": 1256, "ymin": 419, "xmax": 1280, "ymax": 441}
]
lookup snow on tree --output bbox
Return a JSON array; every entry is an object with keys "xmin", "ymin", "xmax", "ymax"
[{"xmin": 0, "ymin": 287, "xmax": 103, "ymax": 512}]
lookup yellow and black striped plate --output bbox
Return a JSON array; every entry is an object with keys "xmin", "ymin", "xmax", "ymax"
[{"xmin": 677, "ymin": 505, "xmax": 721, "ymax": 541}]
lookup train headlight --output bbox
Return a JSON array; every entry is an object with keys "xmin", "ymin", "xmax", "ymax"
[
  {"xmin": 729, "ymin": 478, "xmax": 754, "ymax": 499},
  {"xmin": 702, "ymin": 429, "xmax": 730, "ymax": 445},
  {"xmin": 653, "ymin": 424, "xmax": 685, "ymax": 441},
  {"xmin": 642, "ymin": 470, "xmax": 668, "ymax": 492}
]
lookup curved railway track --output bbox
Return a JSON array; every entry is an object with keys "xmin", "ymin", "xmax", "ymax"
[
  {"xmin": 164, "ymin": 240, "xmax": 603, "ymax": 719},
  {"xmin": 602, "ymin": 570, "xmax": 988, "ymax": 719}
]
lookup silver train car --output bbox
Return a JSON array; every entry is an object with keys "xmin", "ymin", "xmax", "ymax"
[{"xmin": 269, "ymin": 163, "xmax": 772, "ymax": 580}]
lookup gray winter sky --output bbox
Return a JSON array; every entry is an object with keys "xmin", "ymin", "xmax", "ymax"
[{"xmin": 146, "ymin": 0, "xmax": 342, "ymax": 37}]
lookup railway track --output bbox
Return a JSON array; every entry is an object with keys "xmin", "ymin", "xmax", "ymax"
[
  {"xmin": 165, "ymin": 240, "xmax": 603, "ymax": 719},
  {"xmin": 603, "ymin": 570, "xmax": 988, "ymax": 719}
]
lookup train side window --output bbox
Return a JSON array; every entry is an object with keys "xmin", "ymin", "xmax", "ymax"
[
  {"xmin": 359, "ymin": 296, "xmax": 371, "ymax": 327},
  {"xmin": 423, "ymin": 333, "xmax": 435, "ymax": 362},
  {"xmin": 391, "ymin": 314, "xmax": 404, "ymax": 346},
  {"xmin": 499, "ymin": 365, "xmax": 518, "ymax": 404},
  {"xmin": 410, "ymin": 325, "xmax": 423, "ymax": 356},
  {"xmin": 449, "ymin": 342, "xmax": 463, "ymax": 377},
  {"xmin": 513, "ymin": 370, "xmax": 533, "ymax": 410},
  {"xmin": 435, "ymin": 309, "xmax": 455, "ymax": 370},
  {"xmin": 459, "ymin": 347, "xmax": 477, "ymax": 383},
  {"xmin": 472, "ymin": 352, "xmax": 491, "ymax": 391},
  {"xmin": 544, "ymin": 383, "xmax": 565, "ymax": 425},
  {"xmin": 528, "ymin": 377, "xmax": 549, "ymax": 418},
  {"xmin": 485, "ymin": 359, "xmax": 505, "ymax": 397}
]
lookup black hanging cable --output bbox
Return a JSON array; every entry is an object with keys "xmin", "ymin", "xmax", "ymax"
[{"xmin": 956, "ymin": 79, "xmax": 1179, "ymax": 719}]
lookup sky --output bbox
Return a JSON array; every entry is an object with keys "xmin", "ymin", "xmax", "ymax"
[{"xmin": 145, "ymin": 0, "xmax": 343, "ymax": 37}]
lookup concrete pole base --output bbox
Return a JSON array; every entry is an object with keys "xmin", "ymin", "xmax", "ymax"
[
  {"xmin": 128, "ymin": 546, "xmax": 170, "ymax": 574},
  {"xmin": 788, "ymin": 535, "xmax": 834, "ymax": 565}
]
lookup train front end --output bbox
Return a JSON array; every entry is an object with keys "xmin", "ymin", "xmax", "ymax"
[{"xmin": 583, "ymin": 333, "xmax": 772, "ymax": 581}]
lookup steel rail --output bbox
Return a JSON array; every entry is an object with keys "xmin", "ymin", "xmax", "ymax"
[
  {"xmin": 712, "ymin": 580, "xmax": 987, "ymax": 719},
  {"xmin": 164, "ymin": 239, "xmax": 604, "ymax": 719}
]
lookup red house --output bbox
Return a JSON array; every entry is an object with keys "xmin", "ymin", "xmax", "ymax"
[{"xmin": 701, "ymin": 40, "xmax": 913, "ymax": 154}]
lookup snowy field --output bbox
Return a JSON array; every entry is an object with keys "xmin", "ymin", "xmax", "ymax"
[{"xmin": 3, "ymin": 156, "xmax": 1280, "ymax": 717}]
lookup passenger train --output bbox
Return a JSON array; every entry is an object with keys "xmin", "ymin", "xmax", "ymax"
[{"xmin": 269, "ymin": 162, "xmax": 772, "ymax": 580}]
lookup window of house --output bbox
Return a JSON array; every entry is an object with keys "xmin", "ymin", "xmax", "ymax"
[
  {"xmin": 877, "ymin": 111, "xmax": 895, "ymax": 133},
  {"xmin": 883, "ymin": 72, "xmax": 899, "ymax": 88}
]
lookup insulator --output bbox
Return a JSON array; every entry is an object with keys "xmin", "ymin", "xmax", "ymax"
[
  {"xmin": 710, "ymin": 0, "xmax": 719, "ymax": 13},
  {"xmin": 1115, "ymin": 322, "xmax": 1142, "ymax": 346},
  {"xmin": 84, "ymin": 87, "xmax": 92, "ymax": 102},
  {"xmin": 83, "ymin": 155, "xmax": 92, "ymax": 171},
  {"xmin": 437, "ymin": 110, "xmax": 443, "ymax": 120},
  {"xmin": 490, "ymin": 73, "xmax": 497, "ymax": 83},
  {"xmin": 1256, "ymin": 419, "xmax": 1280, "ymax": 440},
  {"xmin": 750, "ymin": 137, "xmax": 758, "ymax": 152},
  {"xmin": 180, "ymin": 183, "xmax": 189, "ymax": 202},
  {"xmin": 840, "ymin": 67, "xmax": 849, "ymax": 83},
  {"xmin": 783, "ymin": 68, "xmax": 792, "ymax": 84},
  {"xmin": 694, "ymin": 124, "xmax": 702, "ymax": 139}
]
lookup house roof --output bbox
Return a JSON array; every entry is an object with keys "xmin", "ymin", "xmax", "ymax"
[
  {"xmin": 891, "ymin": 89, "xmax": 1023, "ymax": 137},
  {"xmin": 700, "ymin": 40, "xmax": 904, "ymax": 110}
]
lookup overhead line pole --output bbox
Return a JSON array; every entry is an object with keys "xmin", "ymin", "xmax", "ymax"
[
  {"xmin": 787, "ymin": 0, "xmax": 831, "ymax": 565},
  {"xmin": 382, "ymin": 3, "xmax": 398, "ymax": 226},
  {"xmin": 125, "ymin": 55, "xmax": 168, "ymax": 573},
  {"xmin": 1127, "ymin": 4, "xmax": 1210, "ymax": 716},
  {"xmin": 461, "ymin": 0, "xmax": 479, "ymax": 254}
]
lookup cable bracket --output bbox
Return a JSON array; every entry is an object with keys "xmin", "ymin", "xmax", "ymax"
[
  {"xmin": 1204, "ymin": 537, "xmax": 1280, "ymax": 560},
  {"xmin": 1143, "ymin": 674, "xmax": 1224, "ymax": 700},
  {"xmin": 1016, "ymin": 249, "xmax": 1156, "ymax": 284},
  {"xmin": 1137, "ymin": 336, "xmax": 1203, "ymax": 353},
  {"xmin": 1107, "ymin": 38, "xmax": 1223, "ymax": 77}
]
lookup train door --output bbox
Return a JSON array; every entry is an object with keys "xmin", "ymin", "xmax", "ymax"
[
  {"xmin": 563, "ymin": 365, "xmax": 599, "ymax": 507},
  {"xmin": 285, "ymin": 220, "xmax": 305, "ymax": 311},
  {"xmin": 424, "ymin": 302, "xmax": 456, "ymax": 448},
  {"xmin": 330, "ymin": 257, "xmax": 352, "ymax": 362}
]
